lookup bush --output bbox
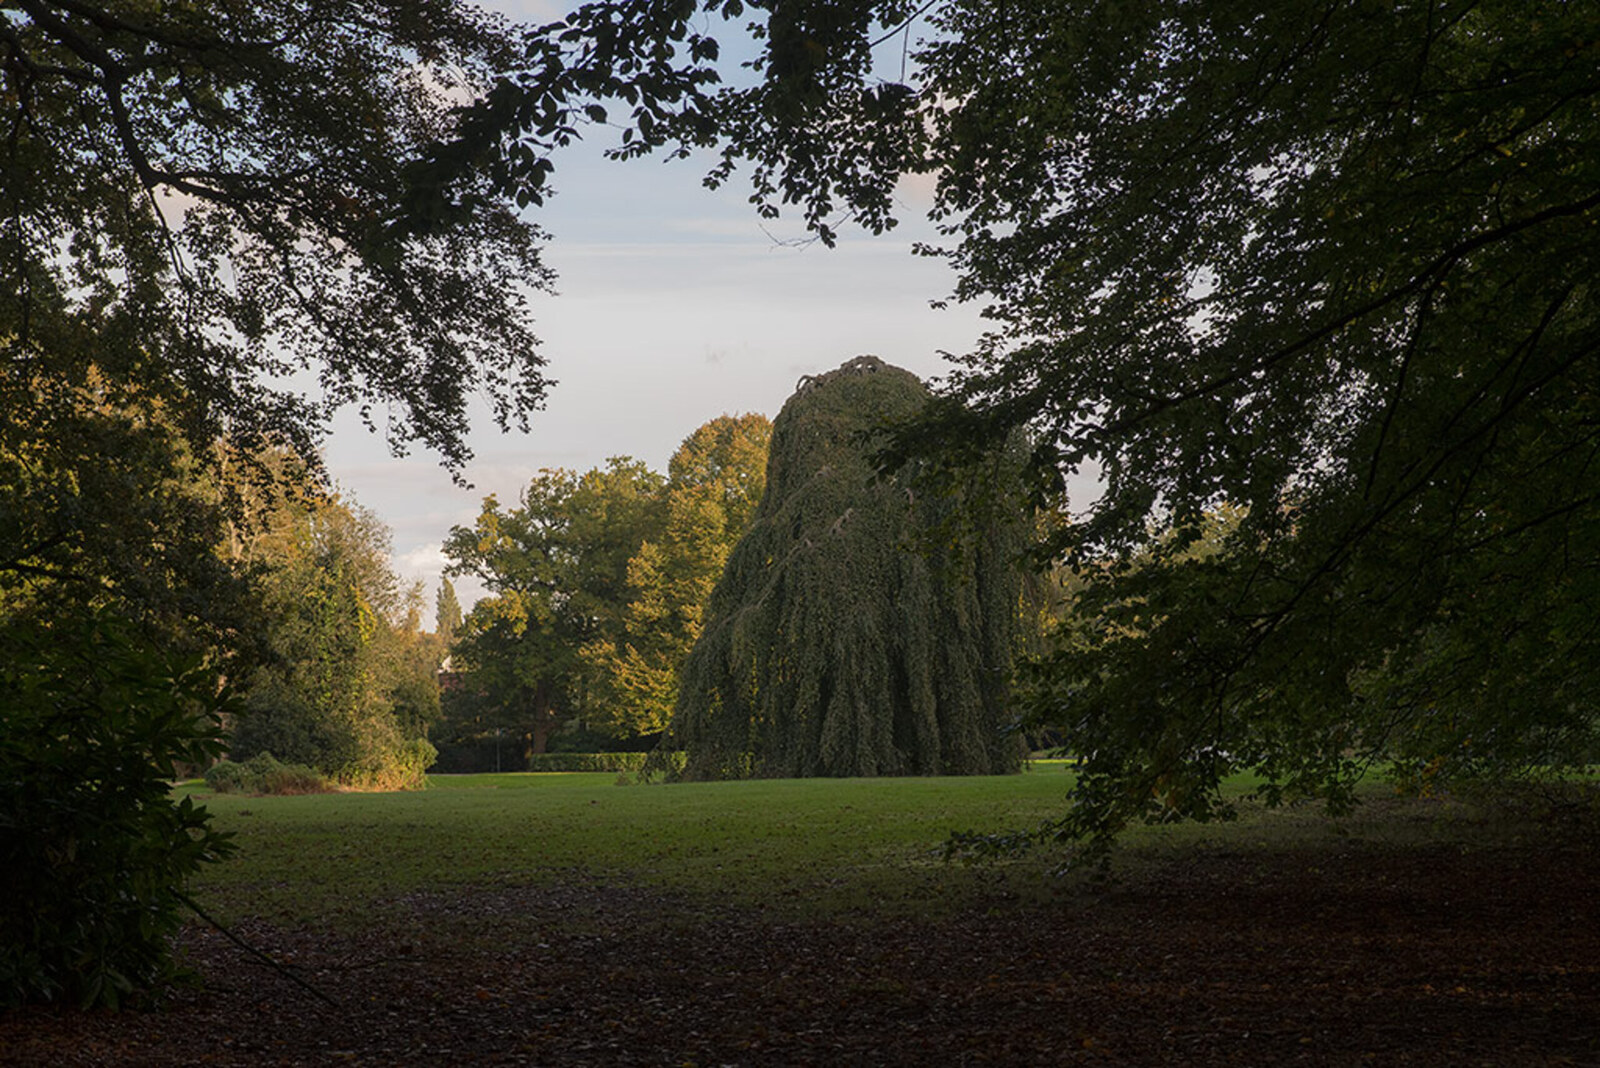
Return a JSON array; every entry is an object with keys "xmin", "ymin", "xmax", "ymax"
[
  {"xmin": 335, "ymin": 737, "xmax": 436, "ymax": 791},
  {"xmin": 0, "ymin": 611, "xmax": 234, "ymax": 1009},
  {"xmin": 202, "ymin": 758, "xmax": 254, "ymax": 794},
  {"xmin": 205, "ymin": 752, "xmax": 328, "ymax": 795},
  {"xmin": 207, "ymin": 739, "xmax": 435, "ymax": 794}
]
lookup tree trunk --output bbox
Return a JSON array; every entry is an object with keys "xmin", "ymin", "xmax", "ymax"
[{"xmin": 530, "ymin": 680, "xmax": 555, "ymax": 754}]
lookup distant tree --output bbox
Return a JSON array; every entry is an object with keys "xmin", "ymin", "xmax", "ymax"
[
  {"xmin": 436, "ymin": 579, "xmax": 464, "ymax": 648},
  {"xmin": 673, "ymin": 358, "xmax": 1037, "ymax": 778},
  {"xmin": 384, "ymin": 582, "xmax": 447, "ymax": 740},
  {"xmin": 583, "ymin": 414, "xmax": 771, "ymax": 739},
  {"xmin": 443, "ymin": 459, "xmax": 665, "ymax": 754},
  {"xmin": 231, "ymin": 480, "xmax": 436, "ymax": 788}
]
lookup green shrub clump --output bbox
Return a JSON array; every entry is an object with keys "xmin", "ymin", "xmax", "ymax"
[
  {"xmin": 0, "ymin": 612, "xmax": 234, "ymax": 1009},
  {"xmin": 340, "ymin": 737, "xmax": 436, "ymax": 791},
  {"xmin": 204, "ymin": 752, "xmax": 328, "ymax": 795}
]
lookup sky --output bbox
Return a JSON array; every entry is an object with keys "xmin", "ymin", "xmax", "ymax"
[{"xmin": 319, "ymin": 5, "xmax": 996, "ymax": 611}]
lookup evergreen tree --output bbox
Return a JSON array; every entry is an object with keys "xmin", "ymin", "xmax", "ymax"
[
  {"xmin": 436, "ymin": 578, "xmax": 463, "ymax": 648},
  {"xmin": 673, "ymin": 357, "xmax": 1035, "ymax": 778}
]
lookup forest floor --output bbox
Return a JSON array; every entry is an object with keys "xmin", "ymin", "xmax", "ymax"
[{"xmin": 4, "ymin": 796, "xmax": 1598, "ymax": 1065}]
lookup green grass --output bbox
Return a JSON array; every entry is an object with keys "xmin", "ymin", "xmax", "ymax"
[
  {"xmin": 185, "ymin": 767, "xmax": 1083, "ymax": 925},
  {"xmin": 181, "ymin": 766, "xmax": 1501, "ymax": 930}
]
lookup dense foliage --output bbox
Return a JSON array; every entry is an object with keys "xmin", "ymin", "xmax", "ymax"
[
  {"xmin": 203, "ymin": 752, "xmax": 328, "ymax": 795},
  {"xmin": 582, "ymin": 414, "xmax": 771, "ymax": 738},
  {"xmin": 229, "ymin": 478, "xmax": 440, "ymax": 789},
  {"xmin": 440, "ymin": 418, "xmax": 771, "ymax": 755},
  {"xmin": 883, "ymin": 0, "xmax": 1600, "ymax": 846},
  {"xmin": 0, "ymin": 365, "xmax": 251, "ymax": 1007},
  {"xmin": 0, "ymin": 0, "xmax": 538, "ymax": 1007},
  {"xmin": 0, "ymin": 368, "xmax": 258, "ymax": 655},
  {"xmin": 442, "ymin": 459, "xmax": 668, "ymax": 755},
  {"xmin": 436, "ymin": 578, "xmax": 463, "ymax": 647},
  {"xmin": 0, "ymin": 611, "xmax": 233, "ymax": 1008},
  {"xmin": 673, "ymin": 358, "xmax": 1036, "ymax": 778},
  {"xmin": 1, "ymin": 0, "xmax": 547, "ymax": 467}
]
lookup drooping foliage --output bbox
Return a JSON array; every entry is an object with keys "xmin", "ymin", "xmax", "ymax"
[
  {"xmin": 582, "ymin": 413, "xmax": 771, "ymax": 739},
  {"xmin": 673, "ymin": 358, "xmax": 1035, "ymax": 779}
]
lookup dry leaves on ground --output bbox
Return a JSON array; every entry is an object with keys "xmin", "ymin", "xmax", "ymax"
[{"xmin": 3, "ymin": 839, "xmax": 1596, "ymax": 1065}]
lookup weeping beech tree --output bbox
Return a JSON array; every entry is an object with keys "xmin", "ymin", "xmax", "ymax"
[{"xmin": 672, "ymin": 357, "xmax": 1036, "ymax": 778}]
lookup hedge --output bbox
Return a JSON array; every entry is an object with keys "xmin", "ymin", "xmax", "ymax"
[{"xmin": 527, "ymin": 752, "xmax": 653, "ymax": 773}]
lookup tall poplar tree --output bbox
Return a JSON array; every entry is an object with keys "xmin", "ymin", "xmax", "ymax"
[
  {"xmin": 672, "ymin": 358, "xmax": 1035, "ymax": 779},
  {"xmin": 436, "ymin": 578, "xmax": 463, "ymax": 648}
]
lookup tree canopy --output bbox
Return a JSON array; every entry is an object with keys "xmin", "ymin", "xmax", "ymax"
[
  {"xmin": 582, "ymin": 413, "xmax": 771, "ymax": 739},
  {"xmin": 439, "ymin": 422, "xmax": 772, "ymax": 758},
  {"xmin": 672, "ymin": 358, "xmax": 1036, "ymax": 779},
  {"xmin": 7, "ymin": 0, "xmax": 1594, "ymax": 972},
  {"xmin": 228, "ymin": 478, "xmax": 439, "ymax": 788},
  {"xmin": 436, "ymin": 578, "xmax": 463, "ymax": 647},
  {"xmin": 891, "ymin": 0, "xmax": 1600, "ymax": 846},
  {"xmin": 705, "ymin": 0, "xmax": 1600, "ymax": 844},
  {"xmin": 442, "ymin": 459, "xmax": 667, "ymax": 754},
  {"xmin": 2, "ymin": 1, "xmax": 537, "ymax": 1000},
  {"xmin": 2, "ymin": 0, "xmax": 547, "ymax": 467}
]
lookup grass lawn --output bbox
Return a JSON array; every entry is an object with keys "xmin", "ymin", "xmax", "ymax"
[
  {"xmin": 186, "ymin": 767, "xmax": 1079, "ymax": 925},
  {"xmin": 183, "ymin": 765, "xmax": 1494, "ymax": 928}
]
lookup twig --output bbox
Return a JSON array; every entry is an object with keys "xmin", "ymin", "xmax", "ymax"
[{"xmin": 176, "ymin": 890, "xmax": 339, "ymax": 1008}]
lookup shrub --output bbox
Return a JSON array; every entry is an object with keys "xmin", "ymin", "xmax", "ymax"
[
  {"xmin": 203, "ymin": 758, "xmax": 254, "ymax": 794},
  {"xmin": 205, "ymin": 752, "xmax": 328, "ymax": 795},
  {"xmin": 0, "ymin": 611, "xmax": 234, "ymax": 1009},
  {"xmin": 336, "ymin": 737, "xmax": 436, "ymax": 791}
]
